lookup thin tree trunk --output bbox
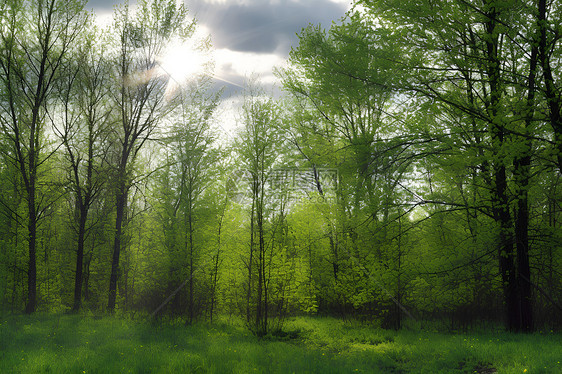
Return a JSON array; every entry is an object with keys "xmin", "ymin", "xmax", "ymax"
[
  {"xmin": 11, "ymin": 213, "xmax": 19, "ymax": 313},
  {"xmin": 72, "ymin": 208, "xmax": 88, "ymax": 312},
  {"xmin": 25, "ymin": 187, "xmax": 37, "ymax": 314},
  {"xmin": 108, "ymin": 187, "xmax": 126, "ymax": 312},
  {"xmin": 210, "ymin": 200, "xmax": 225, "ymax": 323},
  {"xmin": 395, "ymin": 215, "xmax": 402, "ymax": 330},
  {"xmin": 188, "ymin": 199, "xmax": 194, "ymax": 324},
  {"xmin": 246, "ymin": 182, "xmax": 256, "ymax": 323},
  {"xmin": 255, "ymin": 194, "xmax": 264, "ymax": 335}
]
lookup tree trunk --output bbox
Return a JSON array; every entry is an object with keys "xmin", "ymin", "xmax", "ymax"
[
  {"xmin": 84, "ymin": 251, "xmax": 92, "ymax": 302},
  {"xmin": 484, "ymin": 3, "xmax": 519, "ymax": 331},
  {"xmin": 246, "ymin": 182, "xmax": 256, "ymax": 323},
  {"xmin": 210, "ymin": 201, "xmax": 225, "ymax": 323},
  {"xmin": 25, "ymin": 130, "xmax": 38, "ymax": 314},
  {"xmin": 515, "ymin": 179, "xmax": 533, "ymax": 331},
  {"xmin": 108, "ymin": 187, "xmax": 126, "ymax": 312},
  {"xmin": 187, "ymin": 200, "xmax": 194, "ymax": 324},
  {"xmin": 25, "ymin": 202, "xmax": 37, "ymax": 314},
  {"xmin": 395, "ymin": 215, "xmax": 402, "ymax": 330},
  {"xmin": 72, "ymin": 207, "xmax": 88, "ymax": 312},
  {"xmin": 255, "ymin": 195, "xmax": 264, "ymax": 335},
  {"xmin": 24, "ymin": 112, "xmax": 39, "ymax": 314},
  {"xmin": 512, "ymin": 32, "xmax": 539, "ymax": 332}
]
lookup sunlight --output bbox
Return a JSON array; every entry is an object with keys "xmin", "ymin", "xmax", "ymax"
[{"xmin": 157, "ymin": 36, "xmax": 211, "ymax": 98}]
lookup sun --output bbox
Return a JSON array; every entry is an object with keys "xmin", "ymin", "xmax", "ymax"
[
  {"xmin": 159, "ymin": 38, "xmax": 208, "ymax": 81},
  {"xmin": 157, "ymin": 36, "xmax": 211, "ymax": 97}
]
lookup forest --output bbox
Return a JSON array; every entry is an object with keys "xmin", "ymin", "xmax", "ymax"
[{"xmin": 0, "ymin": 0, "xmax": 561, "ymax": 343}]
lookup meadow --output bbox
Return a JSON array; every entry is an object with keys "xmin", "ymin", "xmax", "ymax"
[{"xmin": 0, "ymin": 314, "xmax": 560, "ymax": 373}]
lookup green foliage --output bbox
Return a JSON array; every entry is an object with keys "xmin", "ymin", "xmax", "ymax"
[{"xmin": 1, "ymin": 0, "xmax": 562, "ymax": 337}]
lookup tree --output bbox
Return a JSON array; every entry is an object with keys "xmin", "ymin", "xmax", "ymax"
[
  {"xmin": 106, "ymin": 0, "xmax": 195, "ymax": 312},
  {"xmin": 236, "ymin": 84, "xmax": 283, "ymax": 336},
  {"xmin": 164, "ymin": 82, "xmax": 219, "ymax": 322},
  {"xmin": 0, "ymin": 0, "xmax": 87, "ymax": 313},
  {"xmin": 353, "ymin": 0, "xmax": 543, "ymax": 331},
  {"xmin": 278, "ymin": 17, "xmax": 413, "ymax": 322},
  {"xmin": 53, "ymin": 25, "xmax": 112, "ymax": 312}
]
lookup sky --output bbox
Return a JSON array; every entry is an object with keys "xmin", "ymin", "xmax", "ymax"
[{"xmin": 86, "ymin": 0, "xmax": 352, "ymax": 136}]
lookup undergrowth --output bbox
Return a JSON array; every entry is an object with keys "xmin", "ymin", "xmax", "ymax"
[{"xmin": 0, "ymin": 314, "xmax": 559, "ymax": 373}]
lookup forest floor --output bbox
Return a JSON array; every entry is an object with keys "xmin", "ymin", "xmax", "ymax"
[{"xmin": 0, "ymin": 313, "xmax": 560, "ymax": 373}]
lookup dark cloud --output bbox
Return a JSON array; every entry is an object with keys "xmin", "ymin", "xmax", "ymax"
[
  {"xmin": 189, "ymin": 0, "xmax": 349, "ymax": 55},
  {"xmin": 85, "ymin": 0, "xmax": 129, "ymax": 12},
  {"xmin": 85, "ymin": 0, "xmax": 349, "ymax": 55}
]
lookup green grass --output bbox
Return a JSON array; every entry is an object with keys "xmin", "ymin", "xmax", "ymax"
[{"xmin": 0, "ymin": 314, "xmax": 560, "ymax": 373}]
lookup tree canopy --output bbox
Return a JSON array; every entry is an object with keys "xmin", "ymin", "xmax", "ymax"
[{"xmin": 0, "ymin": 0, "xmax": 560, "ymax": 333}]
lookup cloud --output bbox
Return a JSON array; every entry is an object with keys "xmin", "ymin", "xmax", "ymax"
[
  {"xmin": 85, "ymin": 0, "xmax": 350, "ymax": 98},
  {"xmin": 83, "ymin": 0, "xmax": 351, "ymax": 140},
  {"xmin": 214, "ymin": 49, "xmax": 285, "ymax": 81},
  {"xmin": 208, "ymin": 48, "xmax": 286, "ymax": 98},
  {"xmin": 86, "ymin": 0, "xmax": 349, "ymax": 55},
  {"xmin": 189, "ymin": 0, "xmax": 349, "ymax": 55},
  {"xmin": 186, "ymin": 0, "xmax": 349, "ymax": 98},
  {"xmin": 85, "ymin": 0, "xmax": 125, "ymax": 12}
]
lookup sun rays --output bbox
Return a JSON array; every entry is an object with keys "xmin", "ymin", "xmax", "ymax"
[{"xmin": 156, "ymin": 36, "xmax": 212, "ymax": 99}]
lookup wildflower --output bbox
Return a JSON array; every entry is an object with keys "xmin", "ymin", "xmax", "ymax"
[{"xmin": 523, "ymin": 369, "xmax": 527, "ymax": 373}]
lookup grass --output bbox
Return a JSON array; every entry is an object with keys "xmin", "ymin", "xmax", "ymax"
[{"xmin": 0, "ymin": 314, "xmax": 560, "ymax": 373}]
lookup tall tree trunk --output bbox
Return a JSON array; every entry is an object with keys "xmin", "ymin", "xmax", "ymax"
[
  {"xmin": 11, "ymin": 206, "xmax": 20, "ymax": 313},
  {"xmin": 394, "ymin": 215, "xmax": 403, "ymax": 330},
  {"xmin": 255, "ymin": 190, "xmax": 264, "ymax": 335},
  {"xmin": 187, "ymin": 197, "xmax": 194, "ymax": 324},
  {"xmin": 512, "ymin": 32, "xmax": 539, "ymax": 332},
  {"xmin": 209, "ymin": 232, "xmax": 221, "ymax": 323},
  {"xmin": 72, "ymin": 207, "xmax": 88, "ymax": 312},
  {"xmin": 514, "ymin": 174, "xmax": 533, "ymax": 331},
  {"xmin": 210, "ymin": 199, "xmax": 226, "ymax": 323},
  {"xmin": 25, "ymin": 199, "xmax": 37, "ymax": 314},
  {"xmin": 260, "ymin": 199, "xmax": 268, "ymax": 335},
  {"xmin": 246, "ymin": 182, "xmax": 256, "ymax": 323},
  {"xmin": 25, "ymin": 121, "xmax": 38, "ymax": 314},
  {"xmin": 484, "ymin": 3, "xmax": 519, "ymax": 331},
  {"xmin": 108, "ymin": 186, "xmax": 127, "ymax": 312},
  {"xmin": 496, "ymin": 167, "xmax": 518, "ymax": 330}
]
